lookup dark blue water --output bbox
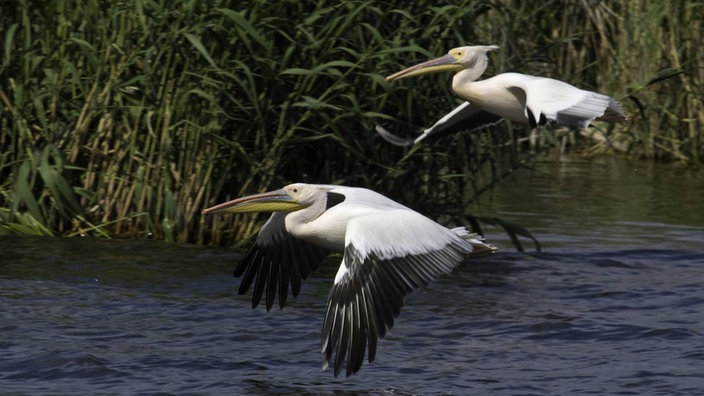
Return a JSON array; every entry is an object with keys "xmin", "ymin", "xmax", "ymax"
[{"xmin": 2, "ymin": 158, "xmax": 704, "ymax": 395}]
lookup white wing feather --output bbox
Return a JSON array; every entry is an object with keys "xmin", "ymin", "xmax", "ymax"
[
  {"xmin": 321, "ymin": 209, "xmax": 476, "ymax": 376},
  {"xmin": 503, "ymin": 73, "xmax": 616, "ymax": 130},
  {"xmin": 346, "ymin": 210, "xmax": 467, "ymax": 263}
]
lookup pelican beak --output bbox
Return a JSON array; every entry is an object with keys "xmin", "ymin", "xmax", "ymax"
[
  {"xmin": 202, "ymin": 189, "xmax": 303, "ymax": 215},
  {"xmin": 385, "ymin": 53, "xmax": 460, "ymax": 81}
]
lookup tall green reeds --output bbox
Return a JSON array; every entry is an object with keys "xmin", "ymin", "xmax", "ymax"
[{"xmin": 1, "ymin": 0, "xmax": 702, "ymax": 244}]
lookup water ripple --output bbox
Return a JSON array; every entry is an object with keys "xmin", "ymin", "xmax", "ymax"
[{"xmin": 2, "ymin": 233, "xmax": 704, "ymax": 394}]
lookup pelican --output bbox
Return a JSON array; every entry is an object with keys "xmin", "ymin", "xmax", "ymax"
[
  {"xmin": 202, "ymin": 183, "xmax": 496, "ymax": 376},
  {"xmin": 377, "ymin": 45, "xmax": 627, "ymax": 146}
]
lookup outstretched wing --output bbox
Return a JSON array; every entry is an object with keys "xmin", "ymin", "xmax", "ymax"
[
  {"xmin": 376, "ymin": 101, "xmax": 502, "ymax": 146},
  {"xmin": 320, "ymin": 210, "xmax": 475, "ymax": 376},
  {"xmin": 512, "ymin": 74, "xmax": 627, "ymax": 130},
  {"xmin": 235, "ymin": 212, "xmax": 329, "ymax": 310}
]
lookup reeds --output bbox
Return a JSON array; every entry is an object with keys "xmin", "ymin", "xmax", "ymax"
[{"xmin": 1, "ymin": 0, "xmax": 702, "ymax": 244}]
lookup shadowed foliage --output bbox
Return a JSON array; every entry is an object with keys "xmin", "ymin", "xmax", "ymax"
[{"xmin": 1, "ymin": 0, "xmax": 702, "ymax": 245}]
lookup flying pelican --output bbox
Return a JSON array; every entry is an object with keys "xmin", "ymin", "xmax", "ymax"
[
  {"xmin": 377, "ymin": 45, "xmax": 627, "ymax": 146},
  {"xmin": 202, "ymin": 183, "xmax": 496, "ymax": 376}
]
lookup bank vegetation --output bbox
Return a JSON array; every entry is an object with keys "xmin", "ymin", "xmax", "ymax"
[{"xmin": 1, "ymin": 0, "xmax": 701, "ymax": 244}]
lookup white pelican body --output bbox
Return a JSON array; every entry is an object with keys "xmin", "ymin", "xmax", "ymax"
[
  {"xmin": 202, "ymin": 183, "xmax": 495, "ymax": 376},
  {"xmin": 378, "ymin": 45, "xmax": 627, "ymax": 145}
]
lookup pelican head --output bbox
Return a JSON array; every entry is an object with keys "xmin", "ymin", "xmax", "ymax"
[
  {"xmin": 385, "ymin": 45, "xmax": 499, "ymax": 81},
  {"xmin": 201, "ymin": 184, "xmax": 313, "ymax": 215}
]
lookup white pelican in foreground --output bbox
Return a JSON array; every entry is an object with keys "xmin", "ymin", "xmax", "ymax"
[
  {"xmin": 377, "ymin": 45, "xmax": 627, "ymax": 146},
  {"xmin": 202, "ymin": 183, "xmax": 496, "ymax": 376}
]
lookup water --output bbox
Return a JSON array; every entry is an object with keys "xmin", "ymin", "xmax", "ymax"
[{"xmin": 2, "ymin": 157, "xmax": 704, "ymax": 395}]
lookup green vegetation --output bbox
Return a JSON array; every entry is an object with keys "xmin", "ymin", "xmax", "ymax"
[{"xmin": 1, "ymin": 0, "xmax": 702, "ymax": 244}]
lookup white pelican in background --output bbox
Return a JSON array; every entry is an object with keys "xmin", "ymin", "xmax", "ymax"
[
  {"xmin": 202, "ymin": 183, "xmax": 496, "ymax": 376},
  {"xmin": 377, "ymin": 45, "xmax": 627, "ymax": 146}
]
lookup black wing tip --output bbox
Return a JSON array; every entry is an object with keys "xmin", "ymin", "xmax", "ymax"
[
  {"xmin": 322, "ymin": 355, "xmax": 367, "ymax": 377},
  {"xmin": 527, "ymin": 107, "xmax": 548, "ymax": 129}
]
